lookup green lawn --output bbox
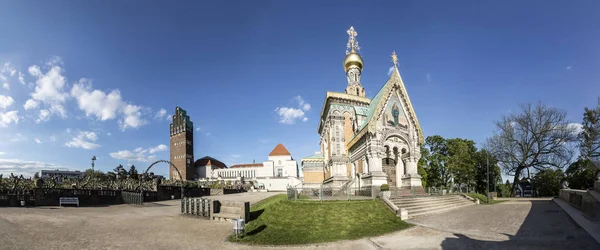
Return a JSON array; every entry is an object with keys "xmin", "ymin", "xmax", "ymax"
[
  {"xmin": 228, "ymin": 194, "xmax": 412, "ymax": 245},
  {"xmin": 467, "ymin": 193, "xmax": 505, "ymax": 204}
]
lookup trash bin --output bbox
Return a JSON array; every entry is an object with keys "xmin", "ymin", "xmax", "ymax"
[
  {"xmin": 233, "ymin": 218, "xmax": 245, "ymax": 238},
  {"xmin": 20, "ymin": 200, "xmax": 25, "ymax": 207}
]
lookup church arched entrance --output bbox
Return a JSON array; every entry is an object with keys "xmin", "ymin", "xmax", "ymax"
[{"xmin": 382, "ymin": 158, "xmax": 396, "ymax": 187}]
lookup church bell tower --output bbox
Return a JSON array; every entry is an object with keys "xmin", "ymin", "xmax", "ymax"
[{"xmin": 344, "ymin": 26, "xmax": 366, "ymax": 97}]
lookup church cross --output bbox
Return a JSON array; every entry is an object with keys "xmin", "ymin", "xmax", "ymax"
[{"xmin": 391, "ymin": 51, "xmax": 398, "ymax": 68}]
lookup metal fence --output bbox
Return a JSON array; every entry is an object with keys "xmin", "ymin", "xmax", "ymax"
[
  {"xmin": 122, "ymin": 191, "xmax": 144, "ymax": 206},
  {"xmin": 181, "ymin": 197, "xmax": 211, "ymax": 218},
  {"xmin": 287, "ymin": 185, "xmax": 374, "ymax": 201},
  {"xmin": 426, "ymin": 186, "xmax": 472, "ymax": 196}
]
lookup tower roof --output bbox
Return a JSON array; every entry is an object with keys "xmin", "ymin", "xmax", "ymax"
[{"xmin": 269, "ymin": 144, "xmax": 291, "ymax": 156}]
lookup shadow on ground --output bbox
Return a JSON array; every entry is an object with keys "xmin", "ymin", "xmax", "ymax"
[
  {"xmin": 248, "ymin": 209, "xmax": 264, "ymax": 223},
  {"xmin": 440, "ymin": 200, "xmax": 599, "ymax": 250}
]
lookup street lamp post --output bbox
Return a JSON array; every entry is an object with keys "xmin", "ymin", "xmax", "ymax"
[
  {"xmin": 486, "ymin": 154, "xmax": 490, "ymax": 203},
  {"xmin": 91, "ymin": 156, "xmax": 97, "ymax": 189}
]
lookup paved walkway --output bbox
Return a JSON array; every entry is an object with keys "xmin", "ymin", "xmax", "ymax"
[{"xmin": 1, "ymin": 195, "xmax": 597, "ymax": 249}]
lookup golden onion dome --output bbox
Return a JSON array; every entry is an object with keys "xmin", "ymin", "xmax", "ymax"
[{"xmin": 344, "ymin": 52, "xmax": 363, "ymax": 72}]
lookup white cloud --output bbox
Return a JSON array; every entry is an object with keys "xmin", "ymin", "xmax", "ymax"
[
  {"xmin": 36, "ymin": 109, "xmax": 51, "ymax": 123},
  {"xmin": 388, "ymin": 66, "xmax": 394, "ymax": 76},
  {"xmin": 65, "ymin": 131, "xmax": 100, "ymax": 150},
  {"xmin": 155, "ymin": 108, "xmax": 167, "ymax": 119},
  {"xmin": 566, "ymin": 66, "xmax": 572, "ymax": 70},
  {"xmin": 71, "ymin": 80, "xmax": 121, "ymax": 120},
  {"xmin": 195, "ymin": 127, "xmax": 200, "ymax": 131},
  {"xmin": 0, "ymin": 111, "xmax": 19, "ymax": 127},
  {"xmin": 26, "ymin": 63, "xmax": 69, "ymax": 122},
  {"xmin": 148, "ymin": 144, "xmax": 168, "ymax": 154},
  {"xmin": 2, "ymin": 83, "xmax": 8, "ymax": 90},
  {"xmin": 0, "ymin": 95, "xmax": 14, "ymax": 109},
  {"xmin": 23, "ymin": 99, "xmax": 39, "ymax": 110},
  {"xmin": 302, "ymin": 103, "xmax": 311, "ymax": 112},
  {"xmin": 119, "ymin": 104, "xmax": 146, "ymax": 131},
  {"xmin": 568, "ymin": 123, "xmax": 583, "ymax": 135},
  {"xmin": 49, "ymin": 136, "xmax": 56, "ymax": 142},
  {"xmin": 35, "ymin": 138, "xmax": 42, "ymax": 144},
  {"xmin": 426, "ymin": 73, "xmax": 432, "ymax": 83},
  {"xmin": 0, "ymin": 158, "xmax": 76, "ymax": 177},
  {"xmin": 10, "ymin": 133, "xmax": 26, "ymax": 142},
  {"xmin": 29, "ymin": 65, "xmax": 68, "ymax": 103},
  {"xmin": 275, "ymin": 96, "xmax": 311, "ymax": 124},
  {"xmin": 71, "ymin": 79, "xmax": 147, "ymax": 130},
  {"xmin": 18, "ymin": 71, "xmax": 25, "ymax": 85},
  {"xmin": 109, "ymin": 144, "xmax": 167, "ymax": 162},
  {"xmin": 275, "ymin": 107, "xmax": 306, "ymax": 124},
  {"xmin": 1, "ymin": 63, "xmax": 16, "ymax": 77}
]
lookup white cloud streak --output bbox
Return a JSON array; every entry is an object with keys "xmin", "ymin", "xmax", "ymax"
[
  {"xmin": 109, "ymin": 144, "xmax": 168, "ymax": 162},
  {"xmin": 64, "ymin": 131, "xmax": 100, "ymax": 150}
]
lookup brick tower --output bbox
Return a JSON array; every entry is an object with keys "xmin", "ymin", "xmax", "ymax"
[{"xmin": 169, "ymin": 107, "xmax": 194, "ymax": 180}]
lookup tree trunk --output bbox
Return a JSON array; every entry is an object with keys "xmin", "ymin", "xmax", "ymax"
[{"xmin": 510, "ymin": 167, "xmax": 522, "ymax": 197}]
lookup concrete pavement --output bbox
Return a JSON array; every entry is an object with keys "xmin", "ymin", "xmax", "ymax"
[{"xmin": 1, "ymin": 194, "xmax": 597, "ymax": 249}]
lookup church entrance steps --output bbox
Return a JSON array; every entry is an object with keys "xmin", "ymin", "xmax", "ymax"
[
  {"xmin": 410, "ymin": 202, "xmax": 475, "ymax": 218},
  {"xmin": 389, "ymin": 195, "xmax": 476, "ymax": 219},
  {"xmin": 389, "ymin": 186, "xmax": 428, "ymax": 197},
  {"xmin": 392, "ymin": 197, "xmax": 472, "ymax": 210},
  {"xmin": 391, "ymin": 195, "xmax": 462, "ymax": 205}
]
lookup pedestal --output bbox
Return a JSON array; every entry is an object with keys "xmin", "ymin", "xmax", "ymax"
[
  {"xmin": 323, "ymin": 175, "xmax": 350, "ymax": 188},
  {"xmin": 363, "ymin": 171, "xmax": 387, "ymax": 187},
  {"xmin": 401, "ymin": 174, "xmax": 422, "ymax": 188}
]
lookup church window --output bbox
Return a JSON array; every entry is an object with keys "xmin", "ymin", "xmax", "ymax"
[
  {"xmin": 356, "ymin": 89, "xmax": 359, "ymax": 95},
  {"xmin": 277, "ymin": 169, "xmax": 283, "ymax": 177}
]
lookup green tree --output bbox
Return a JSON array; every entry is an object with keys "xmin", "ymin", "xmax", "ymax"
[
  {"xmin": 424, "ymin": 135, "xmax": 451, "ymax": 188},
  {"xmin": 579, "ymin": 98, "xmax": 600, "ymax": 159},
  {"xmin": 566, "ymin": 159, "xmax": 599, "ymax": 189},
  {"xmin": 474, "ymin": 149, "xmax": 501, "ymax": 194},
  {"xmin": 128, "ymin": 165, "xmax": 138, "ymax": 180},
  {"xmin": 533, "ymin": 168, "xmax": 565, "ymax": 197},
  {"xmin": 486, "ymin": 103, "xmax": 577, "ymax": 196},
  {"xmin": 417, "ymin": 146, "xmax": 429, "ymax": 188},
  {"xmin": 446, "ymin": 138, "xmax": 477, "ymax": 190},
  {"xmin": 113, "ymin": 165, "xmax": 127, "ymax": 180}
]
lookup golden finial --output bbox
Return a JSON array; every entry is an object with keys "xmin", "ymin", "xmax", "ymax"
[
  {"xmin": 391, "ymin": 51, "xmax": 398, "ymax": 68},
  {"xmin": 346, "ymin": 26, "xmax": 360, "ymax": 55}
]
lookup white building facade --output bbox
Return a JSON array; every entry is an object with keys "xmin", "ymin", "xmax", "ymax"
[{"xmin": 202, "ymin": 144, "xmax": 301, "ymax": 191}]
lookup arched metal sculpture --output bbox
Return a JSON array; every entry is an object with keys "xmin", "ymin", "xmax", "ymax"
[{"xmin": 142, "ymin": 160, "xmax": 185, "ymax": 198}]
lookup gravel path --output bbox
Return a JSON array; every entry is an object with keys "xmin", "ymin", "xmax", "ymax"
[
  {"xmin": 1, "ymin": 195, "xmax": 596, "ymax": 249},
  {"xmin": 404, "ymin": 199, "xmax": 599, "ymax": 249}
]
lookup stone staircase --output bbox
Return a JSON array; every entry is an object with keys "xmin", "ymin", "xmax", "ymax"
[
  {"xmin": 390, "ymin": 195, "xmax": 476, "ymax": 219},
  {"xmin": 211, "ymin": 200, "xmax": 249, "ymax": 222}
]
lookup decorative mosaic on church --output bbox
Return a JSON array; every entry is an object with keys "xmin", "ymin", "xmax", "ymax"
[{"xmin": 382, "ymin": 93, "xmax": 408, "ymax": 129}]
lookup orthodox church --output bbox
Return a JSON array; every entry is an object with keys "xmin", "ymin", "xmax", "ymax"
[{"xmin": 302, "ymin": 27, "xmax": 424, "ymax": 190}]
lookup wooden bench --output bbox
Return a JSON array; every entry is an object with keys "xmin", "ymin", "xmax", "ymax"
[{"xmin": 59, "ymin": 197, "xmax": 79, "ymax": 207}]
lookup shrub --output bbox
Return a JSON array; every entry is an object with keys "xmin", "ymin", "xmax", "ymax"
[{"xmin": 380, "ymin": 184, "xmax": 389, "ymax": 191}]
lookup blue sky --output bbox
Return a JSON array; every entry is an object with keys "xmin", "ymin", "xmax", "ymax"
[{"xmin": 0, "ymin": 1, "xmax": 599, "ymax": 177}]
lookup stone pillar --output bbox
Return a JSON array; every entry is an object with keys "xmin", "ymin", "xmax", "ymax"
[
  {"xmin": 401, "ymin": 157, "xmax": 422, "ymax": 187},
  {"xmin": 395, "ymin": 158, "xmax": 405, "ymax": 188}
]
